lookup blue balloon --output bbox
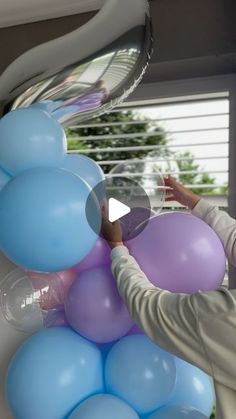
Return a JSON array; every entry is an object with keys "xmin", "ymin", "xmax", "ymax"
[
  {"xmin": 68, "ymin": 394, "xmax": 139, "ymax": 419},
  {"xmin": 99, "ymin": 341, "xmax": 117, "ymax": 363},
  {"xmin": 6, "ymin": 328, "xmax": 104, "ymax": 419},
  {"xmin": 61, "ymin": 154, "xmax": 105, "ymax": 201},
  {"xmin": 105, "ymin": 335, "xmax": 176, "ymax": 415},
  {"xmin": 147, "ymin": 405, "xmax": 208, "ymax": 419},
  {"xmin": 167, "ymin": 357, "xmax": 215, "ymax": 416},
  {"xmin": 0, "ymin": 166, "xmax": 11, "ymax": 190},
  {"xmin": 0, "ymin": 167, "xmax": 101, "ymax": 272},
  {"xmin": 0, "ymin": 108, "xmax": 66, "ymax": 175}
]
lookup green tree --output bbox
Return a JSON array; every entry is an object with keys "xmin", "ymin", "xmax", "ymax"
[
  {"xmin": 67, "ymin": 111, "xmax": 171, "ymax": 174},
  {"xmin": 211, "ymin": 406, "xmax": 216, "ymax": 418},
  {"xmin": 66, "ymin": 112, "xmax": 218, "ymax": 195},
  {"xmin": 219, "ymin": 183, "xmax": 228, "ymax": 194},
  {"xmin": 174, "ymin": 151, "xmax": 216, "ymax": 195}
]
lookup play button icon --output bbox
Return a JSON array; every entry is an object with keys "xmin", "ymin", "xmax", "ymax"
[
  {"xmin": 108, "ymin": 198, "xmax": 131, "ymax": 222},
  {"xmin": 86, "ymin": 175, "xmax": 152, "ymax": 241}
]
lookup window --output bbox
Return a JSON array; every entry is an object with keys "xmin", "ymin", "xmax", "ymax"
[{"xmin": 67, "ymin": 75, "xmax": 236, "ymax": 287}]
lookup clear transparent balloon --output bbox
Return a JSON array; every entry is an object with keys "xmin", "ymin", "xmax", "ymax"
[
  {"xmin": 109, "ymin": 161, "xmax": 165, "ymax": 213},
  {"xmin": 0, "ymin": 268, "xmax": 73, "ymax": 333}
]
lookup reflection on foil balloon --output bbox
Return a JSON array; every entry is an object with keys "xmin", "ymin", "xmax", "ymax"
[
  {"xmin": 0, "ymin": 268, "xmax": 77, "ymax": 333},
  {"xmin": 0, "ymin": 0, "xmax": 152, "ymax": 125},
  {"xmin": 110, "ymin": 161, "xmax": 165, "ymax": 212}
]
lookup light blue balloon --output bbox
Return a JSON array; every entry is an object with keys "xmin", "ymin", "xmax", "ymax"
[
  {"xmin": 167, "ymin": 357, "xmax": 215, "ymax": 416},
  {"xmin": 0, "ymin": 108, "xmax": 67, "ymax": 175},
  {"xmin": 147, "ymin": 405, "xmax": 208, "ymax": 419},
  {"xmin": 61, "ymin": 154, "xmax": 105, "ymax": 201},
  {"xmin": 0, "ymin": 167, "xmax": 101, "ymax": 272},
  {"xmin": 6, "ymin": 328, "xmax": 104, "ymax": 419},
  {"xmin": 68, "ymin": 394, "xmax": 139, "ymax": 419},
  {"xmin": 0, "ymin": 166, "xmax": 11, "ymax": 190},
  {"xmin": 105, "ymin": 335, "xmax": 176, "ymax": 415}
]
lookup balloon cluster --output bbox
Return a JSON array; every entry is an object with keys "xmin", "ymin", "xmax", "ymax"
[
  {"xmin": 6, "ymin": 329, "xmax": 215, "ymax": 419},
  {"xmin": 0, "ymin": 106, "xmax": 111, "ymax": 333},
  {"xmin": 0, "ymin": 108, "xmax": 225, "ymax": 418},
  {"xmin": 0, "ymin": 107, "xmax": 103, "ymax": 273}
]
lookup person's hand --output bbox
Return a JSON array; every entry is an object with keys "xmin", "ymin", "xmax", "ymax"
[
  {"xmin": 164, "ymin": 176, "xmax": 201, "ymax": 210},
  {"xmin": 101, "ymin": 210, "xmax": 123, "ymax": 249}
]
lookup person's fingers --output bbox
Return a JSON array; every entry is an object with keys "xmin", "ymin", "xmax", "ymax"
[
  {"xmin": 165, "ymin": 196, "xmax": 176, "ymax": 202},
  {"xmin": 164, "ymin": 176, "xmax": 178, "ymax": 192},
  {"xmin": 164, "ymin": 176, "xmax": 171, "ymax": 187},
  {"xmin": 168, "ymin": 175, "xmax": 178, "ymax": 186},
  {"xmin": 164, "ymin": 185, "xmax": 174, "ymax": 193},
  {"xmin": 101, "ymin": 200, "xmax": 109, "ymax": 217},
  {"xmin": 101, "ymin": 212, "xmax": 107, "ymax": 224},
  {"xmin": 101, "ymin": 217, "xmax": 110, "ymax": 233},
  {"xmin": 165, "ymin": 190, "xmax": 175, "ymax": 198},
  {"xmin": 161, "ymin": 178, "xmax": 173, "ymax": 194}
]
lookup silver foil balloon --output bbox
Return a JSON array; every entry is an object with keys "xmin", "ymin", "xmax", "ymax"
[{"xmin": 0, "ymin": 0, "xmax": 153, "ymax": 126}]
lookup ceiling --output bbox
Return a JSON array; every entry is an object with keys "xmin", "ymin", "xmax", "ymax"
[
  {"xmin": 0, "ymin": 0, "xmax": 234, "ymax": 86},
  {"xmin": 0, "ymin": 0, "xmax": 105, "ymax": 28}
]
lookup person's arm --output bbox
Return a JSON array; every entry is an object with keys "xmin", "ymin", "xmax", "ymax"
[
  {"xmin": 165, "ymin": 176, "xmax": 236, "ymax": 267},
  {"xmin": 101, "ymin": 216, "xmax": 213, "ymax": 375},
  {"xmin": 112, "ymin": 245, "xmax": 236, "ymax": 388},
  {"xmin": 111, "ymin": 245, "xmax": 213, "ymax": 376}
]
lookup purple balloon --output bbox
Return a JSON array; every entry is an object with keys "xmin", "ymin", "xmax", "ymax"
[
  {"xmin": 65, "ymin": 267, "xmax": 134, "ymax": 343},
  {"xmin": 75, "ymin": 237, "xmax": 111, "ymax": 273},
  {"xmin": 128, "ymin": 212, "xmax": 226, "ymax": 293}
]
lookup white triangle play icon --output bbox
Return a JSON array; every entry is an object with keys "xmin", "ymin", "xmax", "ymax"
[{"xmin": 108, "ymin": 198, "xmax": 131, "ymax": 223}]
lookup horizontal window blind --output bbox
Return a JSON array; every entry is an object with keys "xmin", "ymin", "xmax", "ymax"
[{"xmin": 67, "ymin": 94, "xmax": 229, "ymax": 285}]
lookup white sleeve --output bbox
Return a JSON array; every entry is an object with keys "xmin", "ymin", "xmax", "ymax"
[
  {"xmin": 111, "ymin": 246, "xmax": 213, "ymax": 376},
  {"xmin": 192, "ymin": 199, "xmax": 236, "ymax": 266}
]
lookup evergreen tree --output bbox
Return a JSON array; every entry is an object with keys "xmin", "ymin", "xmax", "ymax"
[
  {"xmin": 174, "ymin": 151, "xmax": 216, "ymax": 195},
  {"xmin": 67, "ymin": 111, "xmax": 171, "ymax": 174},
  {"xmin": 66, "ymin": 112, "xmax": 217, "ymax": 196}
]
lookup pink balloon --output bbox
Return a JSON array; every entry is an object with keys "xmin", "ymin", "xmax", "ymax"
[
  {"xmin": 28, "ymin": 268, "xmax": 78, "ymax": 310},
  {"xmin": 75, "ymin": 237, "xmax": 111, "ymax": 273},
  {"xmin": 128, "ymin": 212, "xmax": 226, "ymax": 293},
  {"xmin": 65, "ymin": 267, "xmax": 134, "ymax": 343}
]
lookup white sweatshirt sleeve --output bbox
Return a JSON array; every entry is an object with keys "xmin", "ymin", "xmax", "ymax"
[
  {"xmin": 110, "ymin": 201, "xmax": 236, "ymax": 390},
  {"xmin": 192, "ymin": 199, "xmax": 236, "ymax": 266},
  {"xmin": 111, "ymin": 245, "xmax": 236, "ymax": 389},
  {"xmin": 111, "ymin": 246, "xmax": 213, "ymax": 376}
]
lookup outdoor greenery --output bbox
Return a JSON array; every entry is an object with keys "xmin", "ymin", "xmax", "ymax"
[
  {"xmin": 211, "ymin": 406, "xmax": 216, "ymax": 418},
  {"xmin": 175, "ymin": 151, "xmax": 216, "ymax": 195},
  {"xmin": 67, "ymin": 110, "xmax": 221, "ymax": 196},
  {"xmin": 67, "ymin": 110, "xmax": 169, "ymax": 174}
]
